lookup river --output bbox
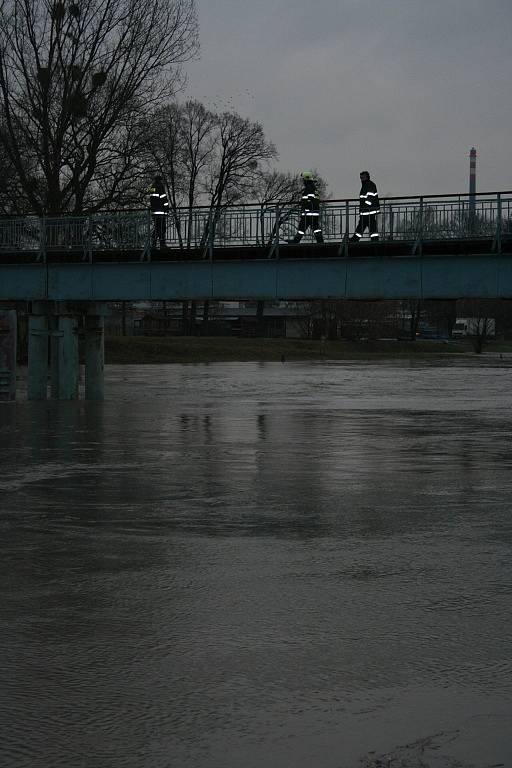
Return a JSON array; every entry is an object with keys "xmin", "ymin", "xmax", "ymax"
[{"xmin": 1, "ymin": 360, "xmax": 511, "ymax": 768}]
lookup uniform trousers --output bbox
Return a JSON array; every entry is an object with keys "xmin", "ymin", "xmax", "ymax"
[
  {"xmin": 355, "ymin": 214, "xmax": 378, "ymax": 238},
  {"xmin": 152, "ymin": 214, "xmax": 167, "ymax": 247},
  {"xmin": 293, "ymin": 213, "xmax": 323, "ymax": 243}
]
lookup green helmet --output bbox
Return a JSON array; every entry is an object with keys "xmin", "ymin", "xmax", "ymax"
[{"xmin": 301, "ymin": 171, "xmax": 313, "ymax": 180}]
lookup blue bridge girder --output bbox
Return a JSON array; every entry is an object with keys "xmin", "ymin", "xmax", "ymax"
[
  {"xmin": 1, "ymin": 249, "xmax": 512, "ymax": 301},
  {"xmin": 0, "ymin": 190, "xmax": 511, "ymax": 301}
]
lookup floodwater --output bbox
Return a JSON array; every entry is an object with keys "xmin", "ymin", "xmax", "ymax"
[{"xmin": 1, "ymin": 360, "xmax": 512, "ymax": 768}]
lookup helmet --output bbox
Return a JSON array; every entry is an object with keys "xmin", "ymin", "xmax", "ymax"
[{"xmin": 301, "ymin": 171, "xmax": 313, "ymax": 180}]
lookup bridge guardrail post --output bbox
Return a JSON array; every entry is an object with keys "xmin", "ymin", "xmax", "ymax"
[
  {"xmin": 83, "ymin": 216, "xmax": 92, "ymax": 262},
  {"xmin": 38, "ymin": 217, "xmax": 46, "ymax": 263},
  {"xmin": 147, "ymin": 209, "xmax": 153, "ymax": 262},
  {"xmin": 141, "ymin": 209, "xmax": 152, "ymax": 261},
  {"xmin": 413, "ymin": 197, "xmax": 423, "ymax": 256},
  {"xmin": 208, "ymin": 210, "xmax": 214, "ymax": 261},
  {"xmin": 270, "ymin": 204, "xmax": 280, "ymax": 259},
  {"xmin": 493, "ymin": 192, "xmax": 502, "ymax": 254},
  {"xmin": 338, "ymin": 200, "xmax": 349, "ymax": 257},
  {"xmin": 200, "ymin": 210, "xmax": 212, "ymax": 260}
]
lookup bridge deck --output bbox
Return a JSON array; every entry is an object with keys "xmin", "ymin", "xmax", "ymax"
[{"xmin": 1, "ymin": 235, "xmax": 510, "ymax": 264}]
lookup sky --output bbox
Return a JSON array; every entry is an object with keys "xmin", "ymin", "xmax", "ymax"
[{"xmin": 184, "ymin": 0, "xmax": 512, "ymax": 200}]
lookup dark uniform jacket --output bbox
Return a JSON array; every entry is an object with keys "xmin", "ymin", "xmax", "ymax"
[
  {"xmin": 300, "ymin": 180, "xmax": 321, "ymax": 214},
  {"xmin": 148, "ymin": 180, "xmax": 169, "ymax": 214},
  {"xmin": 359, "ymin": 179, "xmax": 380, "ymax": 215}
]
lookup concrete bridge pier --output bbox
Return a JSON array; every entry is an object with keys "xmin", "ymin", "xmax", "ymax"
[
  {"xmin": 50, "ymin": 312, "xmax": 79, "ymax": 400},
  {"xmin": 27, "ymin": 303, "xmax": 50, "ymax": 400},
  {"xmin": 0, "ymin": 309, "xmax": 17, "ymax": 401},
  {"xmin": 84, "ymin": 309, "xmax": 105, "ymax": 401},
  {"xmin": 27, "ymin": 302, "xmax": 107, "ymax": 401}
]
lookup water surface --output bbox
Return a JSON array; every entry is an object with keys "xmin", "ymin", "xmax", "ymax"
[{"xmin": 1, "ymin": 360, "xmax": 511, "ymax": 767}]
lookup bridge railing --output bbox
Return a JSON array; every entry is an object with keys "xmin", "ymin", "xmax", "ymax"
[
  {"xmin": 163, "ymin": 192, "xmax": 512, "ymax": 248},
  {"xmin": 380, "ymin": 194, "xmax": 510, "ymax": 241},
  {"xmin": 0, "ymin": 191, "xmax": 511, "ymax": 259}
]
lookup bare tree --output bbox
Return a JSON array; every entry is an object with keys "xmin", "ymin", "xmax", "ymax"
[
  {"xmin": 249, "ymin": 169, "xmax": 300, "ymax": 245},
  {"xmin": 145, "ymin": 100, "xmax": 217, "ymax": 249},
  {"xmin": 205, "ymin": 112, "xmax": 277, "ymax": 206},
  {"xmin": 145, "ymin": 103, "xmax": 278, "ymax": 248},
  {"xmin": 199, "ymin": 111, "xmax": 277, "ymax": 247},
  {"xmin": 0, "ymin": 0, "xmax": 198, "ymax": 213},
  {"xmin": 142, "ymin": 102, "xmax": 279, "ymax": 329},
  {"xmin": 456, "ymin": 298, "xmax": 499, "ymax": 353},
  {"xmin": 0, "ymin": 123, "xmax": 23, "ymax": 213}
]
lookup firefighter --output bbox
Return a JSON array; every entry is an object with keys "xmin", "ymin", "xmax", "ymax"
[
  {"xmin": 350, "ymin": 170, "xmax": 380, "ymax": 242},
  {"xmin": 147, "ymin": 175, "xmax": 169, "ymax": 248},
  {"xmin": 289, "ymin": 171, "xmax": 324, "ymax": 244}
]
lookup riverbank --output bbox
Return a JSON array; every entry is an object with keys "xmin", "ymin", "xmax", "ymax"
[{"xmin": 105, "ymin": 335, "xmax": 486, "ymax": 364}]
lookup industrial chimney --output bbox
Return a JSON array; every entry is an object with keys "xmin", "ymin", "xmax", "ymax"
[{"xmin": 469, "ymin": 147, "xmax": 477, "ymax": 228}]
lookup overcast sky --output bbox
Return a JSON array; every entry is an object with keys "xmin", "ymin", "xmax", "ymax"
[{"xmin": 184, "ymin": 0, "xmax": 512, "ymax": 199}]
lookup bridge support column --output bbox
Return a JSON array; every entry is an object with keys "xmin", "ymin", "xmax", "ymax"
[
  {"xmin": 0, "ymin": 309, "xmax": 17, "ymax": 401},
  {"xmin": 84, "ymin": 313, "xmax": 105, "ymax": 400},
  {"xmin": 27, "ymin": 302, "xmax": 107, "ymax": 401},
  {"xmin": 28, "ymin": 303, "xmax": 50, "ymax": 400},
  {"xmin": 51, "ymin": 313, "xmax": 79, "ymax": 400}
]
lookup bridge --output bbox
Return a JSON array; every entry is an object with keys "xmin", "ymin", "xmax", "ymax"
[{"xmin": 1, "ymin": 190, "xmax": 511, "ymax": 401}]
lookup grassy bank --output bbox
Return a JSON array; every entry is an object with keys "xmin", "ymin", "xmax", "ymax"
[{"xmin": 105, "ymin": 335, "xmax": 477, "ymax": 364}]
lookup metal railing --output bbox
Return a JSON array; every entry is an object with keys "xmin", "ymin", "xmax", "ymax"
[{"xmin": 0, "ymin": 191, "xmax": 511, "ymax": 261}]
